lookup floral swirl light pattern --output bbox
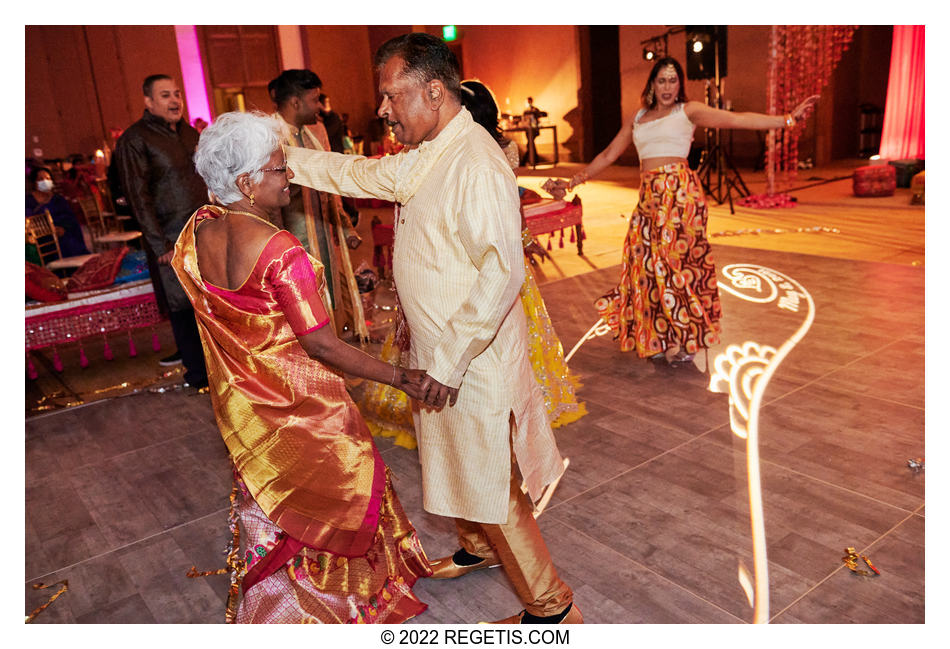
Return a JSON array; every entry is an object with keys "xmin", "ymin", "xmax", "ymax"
[{"xmin": 708, "ymin": 263, "xmax": 815, "ymax": 623}]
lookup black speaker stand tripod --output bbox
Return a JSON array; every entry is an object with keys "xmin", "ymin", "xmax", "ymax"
[{"xmin": 695, "ymin": 77, "xmax": 749, "ymax": 215}]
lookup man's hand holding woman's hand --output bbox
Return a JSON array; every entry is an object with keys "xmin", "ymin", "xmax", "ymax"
[
  {"xmin": 395, "ymin": 368, "xmax": 428, "ymax": 401},
  {"xmin": 416, "ymin": 373, "xmax": 459, "ymax": 409},
  {"xmin": 396, "ymin": 369, "xmax": 459, "ymax": 409}
]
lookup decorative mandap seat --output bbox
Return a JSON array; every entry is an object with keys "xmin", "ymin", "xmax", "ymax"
[{"xmin": 523, "ymin": 195, "xmax": 585, "ymax": 254}]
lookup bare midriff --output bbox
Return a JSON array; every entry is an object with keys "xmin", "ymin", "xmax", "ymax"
[{"xmin": 640, "ymin": 156, "xmax": 689, "ymax": 173}]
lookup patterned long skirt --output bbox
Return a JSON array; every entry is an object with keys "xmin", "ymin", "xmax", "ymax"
[
  {"xmin": 235, "ymin": 471, "xmax": 431, "ymax": 623},
  {"xmin": 595, "ymin": 162, "xmax": 722, "ymax": 358}
]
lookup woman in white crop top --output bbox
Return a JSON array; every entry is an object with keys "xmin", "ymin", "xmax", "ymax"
[{"xmin": 567, "ymin": 57, "xmax": 817, "ymax": 365}]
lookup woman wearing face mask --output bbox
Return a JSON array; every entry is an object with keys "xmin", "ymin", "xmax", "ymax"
[
  {"xmin": 568, "ymin": 57, "xmax": 818, "ymax": 365},
  {"xmin": 26, "ymin": 166, "xmax": 90, "ymax": 258}
]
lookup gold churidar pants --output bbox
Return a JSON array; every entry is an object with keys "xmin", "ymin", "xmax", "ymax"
[{"xmin": 454, "ymin": 417, "xmax": 573, "ymax": 617}]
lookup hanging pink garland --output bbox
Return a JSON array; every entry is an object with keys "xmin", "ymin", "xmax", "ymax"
[{"xmin": 744, "ymin": 26, "xmax": 857, "ymax": 209}]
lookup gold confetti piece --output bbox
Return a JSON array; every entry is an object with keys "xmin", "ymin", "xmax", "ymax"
[
  {"xmin": 842, "ymin": 547, "xmax": 880, "ymax": 577},
  {"xmin": 25, "ymin": 580, "xmax": 69, "ymax": 623},
  {"xmin": 187, "ymin": 566, "xmax": 229, "ymax": 577},
  {"xmin": 710, "ymin": 225, "xmax": 841, "ymax": 238},
  {"xmin": 30, "ymin": 366, "xmax": 187, "ymax": 415}
]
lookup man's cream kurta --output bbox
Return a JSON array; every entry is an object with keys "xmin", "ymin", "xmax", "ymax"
[{"xmin": 287, "ymin": 108, "xmax": 564, "ymax": 524}]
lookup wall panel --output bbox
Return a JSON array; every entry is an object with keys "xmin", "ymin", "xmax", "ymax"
[
  {"xmin": 302, "ymin": 25, "xmax": 378, "ymax": 140},
  {"xmin": 24, "ymin": 24, "xmax": 893, "ymax": 168},
  {"xmin": 25, "ymin": 25, "xmax": 183, "ymax": 160},
  {"xmin": 455, "ymin": 25, "xmax": 579, "ymax": 162}
]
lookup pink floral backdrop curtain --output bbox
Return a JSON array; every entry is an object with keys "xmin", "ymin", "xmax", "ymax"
[
  {"xmin": 766, "ymin": 25, "xmax": 856, "ymax": 195},
  {"xmin": 878, "ymin": 25, "xmax": 925, "ymax": 160}
]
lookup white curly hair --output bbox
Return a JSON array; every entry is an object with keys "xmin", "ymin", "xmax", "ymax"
[{"xmin": 194, "ymin": 111, "xmax": 282, "ymax": 205}]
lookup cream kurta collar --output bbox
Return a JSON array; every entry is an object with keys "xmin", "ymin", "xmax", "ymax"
[{"xmin": 393, "ymin": 107, "xmax": 471, "ymax": 205}]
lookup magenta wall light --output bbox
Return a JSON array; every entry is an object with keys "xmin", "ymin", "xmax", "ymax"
[{"xmin": 174, "ymin": 25, "xmax": 213, "ymax": 127}]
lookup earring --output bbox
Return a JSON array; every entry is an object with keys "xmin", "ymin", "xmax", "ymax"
[
  {"xmin": 249, "ymin": 193, "xmax": 255, "ymax": 206},
  {"xmin": 647, "ymin": 88, "xmax": 655, "ymax": 104}
]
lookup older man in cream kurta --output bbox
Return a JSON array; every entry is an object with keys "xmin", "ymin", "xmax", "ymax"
[
  {"xmin": 288, "ymin": 106, "xmax": 574, "ymax": 620},
  {"xmin": 288, "ymin": 106, "xmax": 563, "ymax": 513}
]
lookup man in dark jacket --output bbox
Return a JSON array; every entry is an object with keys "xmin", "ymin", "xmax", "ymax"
[{"xmin": 114, "ymin": 74, "xmax": 208, "ymax": 389}]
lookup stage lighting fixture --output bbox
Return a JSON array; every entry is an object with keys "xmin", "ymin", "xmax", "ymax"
[
  {"xmin": 642, "ymin": 36, "xmax": 667, "ymax": 61},
  {"xmin": 685, "ymin": 26, "xmax": 727, "ymax": 80},
  {"xmin": 642, "ymin": 32, "xmax": 673, "ymax": 62}
]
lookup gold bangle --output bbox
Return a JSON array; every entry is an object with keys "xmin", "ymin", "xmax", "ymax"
[
  {"xmin": 784, "ymin": 113, "xmax": 796, "ymax": 128},
  {"xmin": 391, "ymin": 365, "xmax": 397, "ymax": 387}
]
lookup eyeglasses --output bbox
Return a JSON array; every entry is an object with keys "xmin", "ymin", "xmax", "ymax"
[{"xmin": 259, "ymin": 166, "xmax": 288, "ymax": 174}]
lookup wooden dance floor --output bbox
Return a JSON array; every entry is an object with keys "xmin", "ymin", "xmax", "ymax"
[{"xmin": 24, "ymin": 161, "xmax": 926, "ymax": 626}]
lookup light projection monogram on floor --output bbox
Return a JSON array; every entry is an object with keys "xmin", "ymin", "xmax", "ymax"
[
  {"xmin": 564, "ymin": 264, "xmax": 814, "ymax": 623},
  {"xmin": 710, "ymin": 264, "xmax": 814, "ymax": 623}
]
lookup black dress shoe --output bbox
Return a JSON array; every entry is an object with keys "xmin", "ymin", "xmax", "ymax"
[{"xmin": 493, "ymin": 603, "xmax": 583, "ymax": 624}]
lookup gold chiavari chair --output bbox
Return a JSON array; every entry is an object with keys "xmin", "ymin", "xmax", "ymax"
[
  {"xmin": 25, "ymin": 210, "xmax": 96, "ymax": 272},
  {"xmin": 76, "ymin": 193, "xmax": 142, "ymax": 251}
]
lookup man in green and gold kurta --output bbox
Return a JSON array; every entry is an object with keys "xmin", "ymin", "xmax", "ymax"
[{"xmin": 268, "ymin": 69, "xmax": 367, "ymax": 340}]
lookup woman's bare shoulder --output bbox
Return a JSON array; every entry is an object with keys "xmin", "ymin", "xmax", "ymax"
[{"xmin": 240, "ymin": 216, "xmax": 281, "ymax": 246}]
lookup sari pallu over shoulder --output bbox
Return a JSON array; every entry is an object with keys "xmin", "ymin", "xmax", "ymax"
[{"xmin": 171, "ymin": 205, "xmax": 386, "ymax": 559}]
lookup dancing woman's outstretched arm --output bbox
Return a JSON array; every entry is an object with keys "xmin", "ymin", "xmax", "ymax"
[{"xmin": 685, "ymin": 94, "xmax": 819, "ymax": 130}]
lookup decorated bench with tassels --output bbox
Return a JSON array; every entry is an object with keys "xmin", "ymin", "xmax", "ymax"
[
  {"xmin": 25, "ymin": 279, "xmax": 163, "ymax": 378},
  {"xmin": 523, "ymin": 196, "xmax": 584, "ymax": 255}
]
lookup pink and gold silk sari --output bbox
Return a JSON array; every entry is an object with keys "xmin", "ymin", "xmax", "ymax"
[{"xmin": 172, "ymin": 205, "xmax": 430, "ymax": 623}]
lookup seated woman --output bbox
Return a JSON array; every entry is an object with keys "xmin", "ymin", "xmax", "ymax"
[
  {"xmin": 26, "ymin": 166, "xmax": 90, "ymax": 258},
  {"xmin": 170, "ymin": 111, "xmax": 432, "ymax": 624}
]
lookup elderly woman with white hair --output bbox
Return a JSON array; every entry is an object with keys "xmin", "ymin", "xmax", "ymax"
[{"xmin": 170, "ymin": 111, "xmax": 432, "ymax": 624}]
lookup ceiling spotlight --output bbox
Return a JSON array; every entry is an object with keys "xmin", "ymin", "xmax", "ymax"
[
  {"xmin": 643, "ymin": 47, "xmax": 656, "ymax": 61},
  {"xmin": 692, "ymin": 39, "xmax": 704, "ymax": 53}
]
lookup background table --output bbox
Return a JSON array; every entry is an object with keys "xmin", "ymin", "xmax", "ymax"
[
  {"xmin": 503, "ymin": 124, "xmax": 559, "ymax": 167},
  {"xmin": 26, "ymin": 279, "xmax": 163, "ymax": 376}
]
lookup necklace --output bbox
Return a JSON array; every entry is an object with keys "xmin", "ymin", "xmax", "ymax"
[{"xmin": 224, "ymin": 208, "xmax": 277, "ymax": 227}]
